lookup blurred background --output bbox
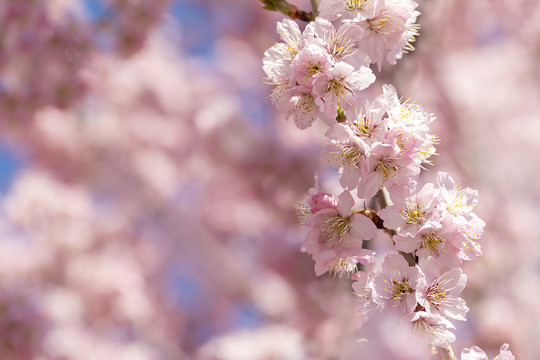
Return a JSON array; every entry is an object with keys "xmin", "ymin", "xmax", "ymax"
[{"xmin": 0, "ymin": 0, "xmax": 539, "ymax": 359}]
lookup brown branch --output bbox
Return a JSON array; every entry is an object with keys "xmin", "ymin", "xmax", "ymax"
[
  {"xmin": 259, "ymin": 0, "xmax": 316, "ymax": 22},
  {"xmin": 375, "ymin": 188, "xmax": 417, "ymax": 266},
  {"xmin": 310, "ymin": 0, "xmax": 320, "ymax": 16}
]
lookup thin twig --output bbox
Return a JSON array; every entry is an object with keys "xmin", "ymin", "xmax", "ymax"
[
  {"xmin": 259, "ymin": 0, "xmax": 316, "ymax": 21},
  {"xmin": 310, "ymin": 0, "xmax": 320, "ymax": 16}
]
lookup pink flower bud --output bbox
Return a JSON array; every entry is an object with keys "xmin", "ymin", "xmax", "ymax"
[{"xmin": 308, "ymin": 192, "xmax": 338, "ymax": 213}]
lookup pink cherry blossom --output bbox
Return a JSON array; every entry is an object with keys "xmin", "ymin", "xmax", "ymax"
[
  {"xmin": 357, "ymin": 141, "xmax": 417, "ymax": 202},
  {"xmin": 308, "ymin": 192, "xmax": 339, "ymax": 213},
  {"xmin": 313, "ymin": 61, "xmax": 375, "ymax": 117},
  {"xmin": 285, "ymin": 91, "xmax": 322, "ymax": 129},
  {"xmin": 461, "ymin": 344, "xmax": 515, "ymax": 360},
  {"xmin": 356, "ymin": 0, "xmax": 420, "ymax": 70},
  {"xmin": 291, "ymin": 44, "xmax": 334, "ymax": 90},
  {"xmin": 304, "ymin": 17, "xmax": 367, "ymax": 63},
  {"xmin": 303, "ymin": 191, "xmax": 378, "ymax": 276},
  {"xmin": 372, "ymin": 253, "xmax": 421, "ymax": 314},
  {"xmin": 407, "ymin": 311, "xmax": 456, "ymax": 347},
  {"xmin": 318, "ymin": 0, "xmax": 383, "ymax": 23},
  {"xmin": 394, "ymin": 216, "xmax": 467, "ymax": 268},
  {"xmin": 264, "ymin": 18, "xmax": 376, "ymax": 129},
  {"xmin": 437, "ymin": 171, "xmax": 479, "ymax": 219},
  {"xmin": 417, "ymin": 257, "xmax": 469, "ymax": 321},
  {"xmin": 321, "ymin": 122, "xmax": 369, "ymax": 190},
  {"xmin": 378, "ymin": 182, "xmax": 441, "ymax": 234}
]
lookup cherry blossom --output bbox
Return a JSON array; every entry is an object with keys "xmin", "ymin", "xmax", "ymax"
[
  {"xmin": 407, "ymin": 311, "xmax": 456, "ymax": 347},
  {"xmin": 318, "ymin": 0, "xmax": 383, "ymax": 23},
  {"xmin": 372, "ymin": 253, "xmax": 421, "ymax": 314},
  {"xmin": 461, "ymin": 344, "xmax": 515, "ymax": 360},
  {"xmin": 356, "ymin": 0, "xmax": 420, "ymax": 69},
  {"xmin": 378, "ymin": 182, "xmax": 441, "ymax": 234},
  {"xmin": 303, "ymin": 191, "xmax": 378, "ymax": 276},
  {"xmin": 417, "ymin": 257, "xmax": 469, "ymax": 321}
]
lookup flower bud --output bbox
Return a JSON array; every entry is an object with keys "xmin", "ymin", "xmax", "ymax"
[{"xmin": 308, "ymin": 192, "xmax": 338, "ymax": 213}]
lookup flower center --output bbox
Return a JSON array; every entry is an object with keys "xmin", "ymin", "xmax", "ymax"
[
  {"xmin": 390, "ymin": 279, "xmax": 413, "ymax": 300},
  {"xmin": 329, "ymin": 33, "xmax": 356, "ymax": 59},
  {"xmin": 330, "ymin": 78, "xmax": 349, "ymax": 96},
  {"xmin": 322, "ymin": 215, "xmax": 350, "ymax": 244},
  {"xmin": 306, "ymin": 61, "xmax": 323, "ymax": 76},
  {"xmin": 329, "ymin": 256, "xmax": 358, "ymax": 278},
  {"xmin": 400, "ymin": 201, "xmax": 425, "ymax": 224},
  {"xmin": 422, "ymin": 232, "xmax": 446, "ymax": 254},
  {"xmin": 338, "ymin": 144, "xmax": 362, "ymax": 166},
  {"xmin": 426, "ymin": 283, "xmax": 447, "ymax": 310},
  {"xmin": 343, "ymin": 0, "xmax": 367, "ymax": 11},
  {"xmin": 368, "ymin": 12, "xmax": 392, "ymax": 34},
  {"xmin": 446, "ymin": 187, "xmax": 474, "ymax": 216},
  {"xmin": 376, "ymin": 158, "xmax": 398, "ymax": 178},
  {"xmin": 352, "ymin": 117, "xmax": 374, "ymax": 138}
]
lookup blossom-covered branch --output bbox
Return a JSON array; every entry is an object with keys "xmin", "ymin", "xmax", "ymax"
[{"xmin": 261, "ymin": 0, "xmax": 516, "ymax": 359}]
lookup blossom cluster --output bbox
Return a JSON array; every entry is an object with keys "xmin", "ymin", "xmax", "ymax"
[
  {"xmin": 263, "ymin": 17, "xmax": 376, "ymax": 129},
  {"xmin": 301, "ymin": 170, "xmax": 485, "ymax": 348},
  {"xmin": 322, "ymin": 84, "xmax": 437, "ymax": 202},
  {"xmin": 263, "ymin": 0, "xmax": 420, "ymax": 130},
  {"xmin": 263, "ymin": 0, "xmax": 515, "ymax": 357},
  {"xmin": 319, "ymin": 0, "xmax": 420, "ymax": 69}
]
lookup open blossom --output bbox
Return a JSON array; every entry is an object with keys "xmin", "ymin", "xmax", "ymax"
[
  {"xmin": 320, "ymin": 84, "xmax": 436, "ymax": 197},
  {"xmin": 317, "ymin": 0, "xmax": 420, "ymax": 70},
  {"xmin": 437, "ymin": 171, "xmax": 479, "ymax": 220},
  {"xmin": 372, "ymin": 253, "xmax": 421, "ymax": 314},
  {"xmin": 459, "ymin": 216, "xmax": 484, "ymax": 260},
  {"xmin": 407, "ymin": 311, "xmax": 456, "ymax": 347},
  {"xmin": 357, "ymin": 141, "xmax": 417, "ymax": 202},
  {"xmin": 436, "ymin": 171, "xmax": 485, "ymax": 261},
  {"xmin": 319, "ymin": 0, "xmax": 383, "ymax": 23},
  {"xmin": 356, "ymin": 0, "xmax": 420, "ymax": 70},
  {"xmin": 461, "ymin": 344, "xmax": 515, "ymax": 360},
  {"xmin": 352, "ymin": 270, "xmax": 378, "ymax": 320},
  {"xmin": 302, "ymin": 191, "xmax": 378, "ymax": 276},
  {"xmin": 321, "ymin": 122, "xmax": 369, "ymax": 190},
  {"xmin": 312, "ymin": 61, "xmax": 375, "ymax": 117},
  {"xmin": 378, "ymin": 182, "xmax": 441, "ymax": 235},
  {"xmin": 417, "ymin": 257, "xmax": 469, "ymax": 321},
  {"xmin": 285, "ymin": 91, "xmax": 321, "ymax": 129},
  {"xmin": 356, "ymin": 84, "xmax": 436, "ymax": 202},
  {"xmin": 394, "ymin": 216, "xmax": 467, "ymax": 268},
  {"xmin": 291, "ymin": 44, "xmax": 334, "ymax": 90},
  {"xmin": 304, "ymin": 18, "xmax": 366, "ymax": 64},
  {"xmin": 347, "ymin": 105, "xmax": 387, "ymax": 147},
  {"xmin": 383, "ymin": 85, "xmax": 437, "ymax": 167}
]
